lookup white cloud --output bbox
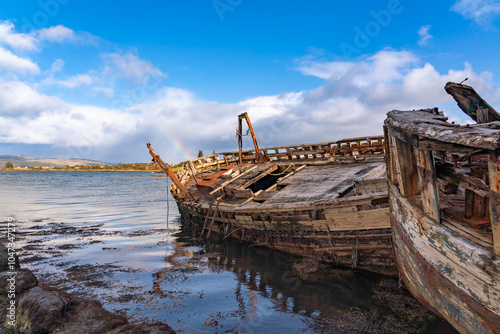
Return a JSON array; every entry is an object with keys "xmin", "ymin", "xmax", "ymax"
[
  {"xmin": 125, "ymin": 87, "xmax": 303, "ymax": 160},
  {"xmin": 38, "ymin": 25, "xmax": 75, "ymax": 43},
  {"xmin": 367, "ymin": 50, "xmax": 419, "ymax": 84},
  {"xmin": 42, "ymin": 59, "xmax": 94, "ymax": 89},
  {"xmin": 297, "ymin": 61, "xmax": 354, "ymax": 80},
  {"xmin": 297, "ymin": 49, "xmax": 418, "ymax": 102},
  {"xmin": 1, "ymin": 48, "xmax": 498, "ymax": 164},
  {"xmin": 296, "ymin": 50, "xmax": 498, "ymax": 129},
  {"xmin": 102, "ymin": 52, "xmax": 165, "ymax": 83},
  {"xmin": 0, "ymin": 80, "xmax": 143, "ymax": 148},
  {"xmin": 45, "ymin": 59, "xmax": 65, "ymax": 76},
  {"xmin": 0, "ymin": 22, "xmax": 87, "ymax": 51},
  {"xmin": 2, "ymin": 106, "xmax": 141, "ymax": 147},
  {"xmin": 0, "ymin": 21, "xmax": 37, "ymax": 51},
  {"xmin": 238, "ymin": 93, "xmax": 303, "ymax": 121},
  {"xmin": 0, "ymin": 80, "xmax": 62, "ymax": 115},
  {"xmin": 298, "ymin": 50, "xmax": 418, "ymax": 84},
  {"xmin": 43, "ymin": 73, "xmax": 93, "ymax": 88},
  {"xmin": 0, "ymin": 20, "xmax": 98, "ymax": 58},
  {"xmin": 417, "ymin": 25, "xmax": 433, "ymax": 46},
  {"xmin": 91, "ymin": 87, "xmax": 115, "ymax": 98},
  {"xmin": 451, "ymin": 0, "xmax": 500, "ymax": 26},
  {"xmin": 0, "ymin": 47, "xmax": 39, "ymax": 74}
]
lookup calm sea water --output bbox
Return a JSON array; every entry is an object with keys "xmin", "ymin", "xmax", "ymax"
[{"xmin": 0, "ymin": 171, "xmax": 457, "ymax": 333}]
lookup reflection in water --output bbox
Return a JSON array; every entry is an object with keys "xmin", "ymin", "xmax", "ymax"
[
  {"xmin": 159, "ymin": 226, "xmax": 455, "ymax": 333},
  {"xmin": 182, "ymin": 234, "xmax": 378, "ymax": 318}
]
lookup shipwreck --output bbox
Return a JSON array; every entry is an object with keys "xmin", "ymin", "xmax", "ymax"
[
  {"xmin": 384, "ymin": 82, "xmax": 500, "ymax": 333},
  {"xmin": 147, "ymin": 112, "xmax": 396, "ymax": 276}
]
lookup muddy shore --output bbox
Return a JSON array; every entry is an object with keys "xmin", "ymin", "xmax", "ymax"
[{"xmin": 0, "ymin": 241, "xmax": 176, "ymax": 334}]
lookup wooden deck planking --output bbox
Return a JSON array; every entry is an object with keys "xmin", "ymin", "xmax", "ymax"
[{"xmin": 264, "ymin": 161, "xmax": 385, "ymax": 204}]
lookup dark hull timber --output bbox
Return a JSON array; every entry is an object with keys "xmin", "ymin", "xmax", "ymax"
[
  {"xmin": 390, "ymin": 184, "xmax": 499, "ymax": 334},
  {"xmin": 164, "ymin": 136, "xmax": 397, "ymax": 276},
  {"xmin": 385, "ymin": 104, "xmax": 500, "ymax": 333},
  {"xmin": 176, "ymin": 193, "xmax": 396, "ymax": 276}
]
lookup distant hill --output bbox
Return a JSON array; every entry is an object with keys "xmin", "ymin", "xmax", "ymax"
[{"xmin": 0, "ymin": 155, "xmax": 112, "ymax": 168}]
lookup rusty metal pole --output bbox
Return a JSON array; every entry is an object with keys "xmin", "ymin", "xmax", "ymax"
[
  {"xmin": 146, "ymin": 143, "xmax": 196, "ymax": 202},
  {"xmin": 238, "ymin": 112, "xmax": 267, "ymax": 164},
  {"xmin": 238, "ymin": 117, "xmax": 243, "ymax": 165}
]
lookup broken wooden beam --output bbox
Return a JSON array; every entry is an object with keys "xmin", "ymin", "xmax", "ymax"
[
  {"xmin": 209, "ymin": 165, "xmax": 258, "ymax": 195},
  {"xmin": 236, "ymin": 164, "xmax": 279, "ymax": 189},
  {"xmin": 435, "ymin": 163, "xmax": 490, "ymax": 197},
  {"xmin": 445, "ymin": 81, "xmax": 500, "ymax": 124}
]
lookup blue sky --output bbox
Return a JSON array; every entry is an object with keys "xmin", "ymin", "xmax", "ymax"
[{"xmin": 1, "ymin": 0, "xmax": 500, "ymax": 163}]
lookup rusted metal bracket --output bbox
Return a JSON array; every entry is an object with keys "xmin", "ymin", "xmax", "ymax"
[{"xmin": 146, "ymin": 143, "xmax": 196, "ymax": 202}]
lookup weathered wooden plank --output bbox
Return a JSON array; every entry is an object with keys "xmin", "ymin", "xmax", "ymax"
[
  {"xmin": 389, "ymin": 182, "xmax": 499, "ymax": 296},
  {"xmin": 354, "ymin": 177, "xmax": 386, "ymax": 195},
  {"xmin": 386, "ymin": 110, "xmax": 500, "ymax": 151},
  {"xmin": 266, "ymin": 220, "xmax": 329, "ymax": 231},
  {"xmin": 237, "ymin": 164, "xmax": 279, "ymax": 189},
  {"xmin": 301, "ymin": 233, "xmax": 393, "ymax": 239},
  {"xmin": 415, "ymin": 148, "xmax": 440, "ymax": 221},
  {"xmin": 229, "ymin": 219, "xmax": 329, "ymax": 232},
  {"xmin": 325, "ymin": 206, "xmax": 358, "ymax": 214},
  {"xmin": 393, "ymin": 136, "xmax": 419, "ymax": 197},
  {"xmin": 488, "ymin": 156, "xmax": 500, "ymax": 255},
  {"xmin": 270, "ymin": 214, "xmax": 311, "ymax": 222},
  {"xmin": 391, "ymin": 218, "xmax": 499, "ymax": 334},
  {"xmin": 441, "ymin": 216, "xmax": 493, "ymax": 249},
  {"xmin": 314, "ymin": 244, "xmax": 393, "ymax": 252},
  {"xmin": 436, "ymin": 165, "xmax": 490, "ymax": 199},
  {"xmin": 419, "ymin": 138, "xmax": 480, "ymax": 154},
  {"xmin": 234, "ymin": 214, "xmax": 253, "ymax": 223},
  {"xmin": 252, "ymin": 191, "xmax": 276, "ymax": 202},
  {"xmin": 445, "ymin": 81, "xmax": 500, "ymax": 123},
  {"xmin": 190, "ymin": 190, "xmax": 389, "ymax": 216},
  {"xmin": 386, "ymin": 125, "xmax": 419, "ymax": 147},
  {"xmin": 224, "ymin": 188, "xmax": 254, "ymax": 198},
  {"xmin": 209, "ymin": 165, "xmax": 258, "ymax": 194},
  {"xmin": 465, "ymin": 166, "xmax": 488, "ymax": 218},
  {"xmin": 264, "ymin": 164, "xmax": 307, "ymax": 192},
  {"xmin": 325, "ymin": 207, "xmax": 390, "ymax": 231},
  {"xmin": 383, "ymin": 125, "xmax": 396, "ymax": 183}
]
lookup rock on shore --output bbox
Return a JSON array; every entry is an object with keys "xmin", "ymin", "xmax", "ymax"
[{"xmin": 0, "ymin": 242, "xmax": 176, "ymax": 334}]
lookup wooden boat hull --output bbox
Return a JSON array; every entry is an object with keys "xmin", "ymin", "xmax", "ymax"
[
  {"xmin": 389, "ymin": 184, "xmax": 500, "ymax": 334},
  {"xmin": 149, "ymin": 135, "xmax": 396, "ymax": 276},
  {"xmin": 385, "ymin": 107, "xmax": 500, "ymax": 333},
  {"xmin": 176, "ymin": 196, "xmax": 397, "ymax": 277}
]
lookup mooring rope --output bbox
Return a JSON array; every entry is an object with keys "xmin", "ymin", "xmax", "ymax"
[
  {"xmin": 165, "ymin": 174, "xmax": 170, "ymax": 230},
  {"xmin": 236, "ymin": 128, "xmax": 252, "ymax": 137},
  {"xmin": 269, "ymin": 163, "xmax": 295, "ymax": 176},
  {"xmin": 360, "ymin": 177, "xmax": 368, "ymax": 194},
  {"xmin": 351, "ymin": 230, "xmax": 359, "ymax": 269}
]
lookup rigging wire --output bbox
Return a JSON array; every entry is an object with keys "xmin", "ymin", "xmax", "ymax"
[{"xmin": 165, "ymin": 174, "xmax": 170, "ymax": 231}]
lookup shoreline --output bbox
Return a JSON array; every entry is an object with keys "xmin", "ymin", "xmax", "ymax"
[{"xmin": 0, "ymin": 241, "xmax": 176, "ymax": 334}]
